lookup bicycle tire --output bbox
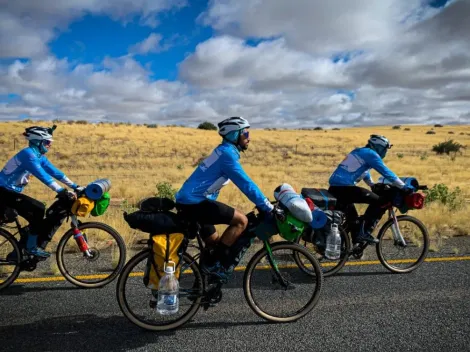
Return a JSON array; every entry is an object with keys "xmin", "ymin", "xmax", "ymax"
[
  {"xmin": 294, "ymin": 226, "xmax": 351, "ymax": 277},
  {"xmin": 0, "ymin": 228, "xmax": 21, "ymax": 291},
  {"xmin": 243, "ymin": 241, "xmax": 323, "ymax": 322},
  {"xmin": 117, "ymin": 250, "xmax": 203, "ymax": 331},
  {"xmin": 376, "ymin": 215, "xmax": 430, "ymax": 273},
  {"xmin": 56, "ymin": 222, "xmax": 126, "ymax": 288}
]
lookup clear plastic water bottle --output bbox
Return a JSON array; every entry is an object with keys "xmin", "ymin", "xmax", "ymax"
[
  {"xmin": 325, "ymin": 223, "xmax": 341, "ymax": 260},
  {"xmin": 156, "ymin": 261, "xmax": 179, "ymax": 315}
]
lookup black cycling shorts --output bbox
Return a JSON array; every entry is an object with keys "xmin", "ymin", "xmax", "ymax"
[{"xmin": 175, "ymin": 200, "xmax": 235, "ymax": 239}]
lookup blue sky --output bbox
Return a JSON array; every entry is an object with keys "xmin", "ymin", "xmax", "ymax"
[
  {"xmin": 0, "ymin": 0, "xmax": 467, "ymax": 127},
  {"xmin": 47, "ymin": 0, "xmax": 450, "ymax": 82},
  {"xmin": 49, "ymin": 1, "xmax": 213, "ymax": 81}
]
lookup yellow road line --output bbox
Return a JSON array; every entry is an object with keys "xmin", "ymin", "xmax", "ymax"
[{"xmin": 3, "ymin": 256, "xmax": 469, "ymax": 284}]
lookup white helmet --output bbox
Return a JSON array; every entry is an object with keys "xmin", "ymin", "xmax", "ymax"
[
  {"xmin": 368, "ymin": 134, "xmax": 392, "ymax": 158},
  {"xmin": 23, "ymin": 126, "xmax": 54, "ymax": 141},
  {"xmin": 217, "ymin": 117, "xmax": 250, "ymax": 138}
]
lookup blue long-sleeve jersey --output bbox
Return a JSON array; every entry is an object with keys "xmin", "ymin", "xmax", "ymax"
[
  {"xmin": 329, "ymin": 147, "xmax": 405, "ymax": 188},
  {"xmin": 175, "ymin": 142, "xmax": 274, "ymax": 213},
  {"xmin": 0, "ymin": 147, "xmax": 76, "ymax": 193}
]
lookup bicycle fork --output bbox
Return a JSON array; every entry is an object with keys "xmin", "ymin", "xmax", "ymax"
[
  {"xmin": 389, "ymin": 208, "xmax": 406, "ymax": 247},
  {"xmin": 265, "ymin": 241, "xmax": 291, "ymax": 290},
  {"xmin": 71, "ymin": 216, "xmax": 93, "ymax": 257}
]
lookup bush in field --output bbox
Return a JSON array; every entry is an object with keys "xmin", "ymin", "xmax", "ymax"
[
  {"xmin": 155, "ymin": 182, "xmax": 177, "ymax": 201},
  {"xmin": 404, "ymin": 128, "xmax": 411, "ymax": 131},
  {"xmin": 313, "ymin": 126, "xmax": 323, "ymax": 131},
  {"xmin": 434, "ymin": 124, "xmax": 444, "ymax": 127},
  {"xmin": 392, "ymin": 125, "xmax": 401, "ymax": 130},
  {"xmin": 426, "ymin": 130, "xmax": 436, "ymax": 135},
  {"xmin": 432, "ymin": 139, "xmax": 465, "ymax": 156},
  {"xmin": 197, "ymin": 121, "xmax": 217, "ymax": 131},
  {"xmin": 423, "ymin": 184, "xmax": 465, "ymax": 211},
  {"xmin": 146, "ymin": 124, "xmax": 158, "ymax": 128}
]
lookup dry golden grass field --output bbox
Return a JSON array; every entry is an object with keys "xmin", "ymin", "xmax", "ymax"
[{"xmin": 1, "ymin": 121, "xmax": 469, "ymax": 252}]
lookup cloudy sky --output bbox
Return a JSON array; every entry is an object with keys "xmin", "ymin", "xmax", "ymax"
[{"xmin": 1, "ymin": 0, "xmax": 469, "ymax": 128}]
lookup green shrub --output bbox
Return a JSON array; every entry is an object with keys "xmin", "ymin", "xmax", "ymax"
[
  {"xmin": 423, "ymin": 184, "xmax": 465, "ymax": 211},
  {"xmin": 434, "ymin": 124, "xmax": 444, "ymax": 127},
  {"xmin": 392, "ymin": 125, "xmax": 401, "ymax": 130},
  {"xmin": 197, "ymin": 121, "xmax": 217, "ymax": 130},
  {"xmin": 313, "ymin": 126, "xmax": 323, "ymax": 131},
  {"xmin": 432, "ymin": 139, "xmax": 465, "ymax": 155},
  {"xmin": 155, "ymin": 182, "xmax": 178, "ymax": 201},
  {"xmin": 426, "ymin": 130, "xmax": 436, "ymax": 135},
  {"xmin": 146, "ymin": 124, "xmax": 158, "ymax": 128},
  {"xmin": 404, "ymin": 128, "xmax": 411, "ymax": 131},
  {"xmin": 397, "ymin": 153, "xmax": 404, "ymax": 159},
  {"xmin": 76, "ymin": 120, "xmax": 88, "ymax": 125}
]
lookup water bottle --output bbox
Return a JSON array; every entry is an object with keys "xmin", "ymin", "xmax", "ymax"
[
  {"xmin": 325, "ymin": 223, "xmax": 341, "ymax": 260},
  {"xmin": 157, "ymin": 261, "xmax": 179, "ymax": 315}
]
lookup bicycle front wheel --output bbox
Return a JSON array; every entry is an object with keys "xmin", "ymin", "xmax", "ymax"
[
  {"xmin": 295, "ymin": 226, "xmax": 351, "ymax": 277},
  {"xmin": 117, "ymin": 250, "xmax": 203, "ymax": 331},
  {"xmin": 376, "ymin": 215, "xmax": 430, "ymax": 273},
  {"xmin": 0, "ymin": 228, "xmax": 21, "ymax": 291},
  {"xmin": 57, "ymin": 222, "xmax": 126, "ymax": 288},
  {"xmin": 244, "ymin": 242, "xmax": 323, "ymax": 323}
]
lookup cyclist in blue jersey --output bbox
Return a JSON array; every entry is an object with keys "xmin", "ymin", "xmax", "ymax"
[
  {"xmin": 175, "ymin": 117, "xmax": 274, "ymax": 282},
  {"xmin": 328, "ymin": 135, "xmax": 414, "ymax": 244},
  {"xmin": 0, "ymin": 125, "xmax": 82, "ymax": 258}
]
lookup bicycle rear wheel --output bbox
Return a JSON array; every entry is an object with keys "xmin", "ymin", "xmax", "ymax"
[
  {"xmin": 294, "ymin": 226, "xmax": 351, "ymax": 277},
  {"xmin": 0, "ymin": 228, "xmax": 21, "ymax": 291},
  {"xmin": 117, "ymin": 250, "xmax": 204, "ymax": 331},
  {"xmin": 56, "ymin": 222, "xmax": 126, "ymax": 288},
  {"xmin": 376, "ymin": 215, "xmax": 430, "ymax": 273},
  {"xmin": 244, "ymin": 242, "xmax": 323, "ymax": 322}
]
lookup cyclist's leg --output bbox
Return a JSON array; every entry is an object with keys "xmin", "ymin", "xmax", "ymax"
[
  {"xmin": 329, "ymin": 186, "xmax": 381, "ymax": 243},
  {"xmin": 37, "ymin": 199, "xmax": 69, "ymax": 250},
  {"xmin": 0, "ymin": 187, "xmax": 48, "ymax": 256}
]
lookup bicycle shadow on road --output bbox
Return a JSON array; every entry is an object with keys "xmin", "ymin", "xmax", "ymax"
[{"xmin": 0, "ymin": 314, "xmax": 167, "ymax": 352}]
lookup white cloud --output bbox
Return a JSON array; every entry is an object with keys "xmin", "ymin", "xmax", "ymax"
[
  {"xmin": 0, "ymin": 0, "xmax": 187, "ymax": 58},
  {"xmin": 0, "ymin": 0, "xmax": 469, "ymax": 127},
  {"xmin": 129, "ymin": 33, "xmax": 164, "ymax": 54}
]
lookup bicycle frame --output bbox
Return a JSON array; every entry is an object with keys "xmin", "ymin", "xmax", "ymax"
[
  {"xmin": 176, "ymin": 221, "xmax": 292, "ymax": 307},
  {"xmin": 0, "ymin": 207, "xmax": 94, "ymax": 261}
]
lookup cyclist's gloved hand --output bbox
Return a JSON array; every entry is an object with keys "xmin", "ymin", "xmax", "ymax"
[
  {"xmin": 271, "ymin": 205, "xmax": 286, "ymax": 222},
  {"xmin": 57, "ymin": 188, "xmax": 77, "ymax": 201},
  {"xmin": 402, "ymin": 185, "xmax": 415, "ymax": 195}
]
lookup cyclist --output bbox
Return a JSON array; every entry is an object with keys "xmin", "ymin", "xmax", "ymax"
[
  {"xmin": 0, "ymin": 125, "xmax": 82, "ymax": 258},
  {"xmin": 175, "ymin": 116, "xmax": 274, "ymax": 282},
  {"xmin": 328, "ymin": 134, "xmax": 414, "ymax": 244}
]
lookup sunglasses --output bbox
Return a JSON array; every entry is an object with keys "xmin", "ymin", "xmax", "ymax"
[
  {"xmin": 43, "ymin": 140, "xmax": 53, "ymax": 146},
  {"xmin": 241, "ymin": 130, "xmax": 250, "ymax": 139}
]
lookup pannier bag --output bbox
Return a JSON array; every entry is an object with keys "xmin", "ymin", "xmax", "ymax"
[
  {"xmin": 122, "ymin": 196, "xmax": 187, "ymax": 289},
  {"xmin": 144, "ymin": 233, "xmax": 188, "ymax": 289},
  {"xmin": 301, "ymin": 188, "xmax": 337, "ymax": 210},
  {"xmin": 310, "ymin": 210, "xmax": 343, "ymax": 251},
  {"xmin": 71, "ymin": 196, "xmax": 95, "ymax": 217},
  {"xmin": 91, "ymin": 192, "xmax": 110, "ymax": 217},
  {"xmin": 274, "ymin": 183, "xmax": 313, "ymax": 223}
]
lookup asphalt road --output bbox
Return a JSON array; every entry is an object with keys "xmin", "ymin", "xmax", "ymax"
[{"xmin": 0, "ymin": 259, "xmax": 469, "ymax": 352}]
